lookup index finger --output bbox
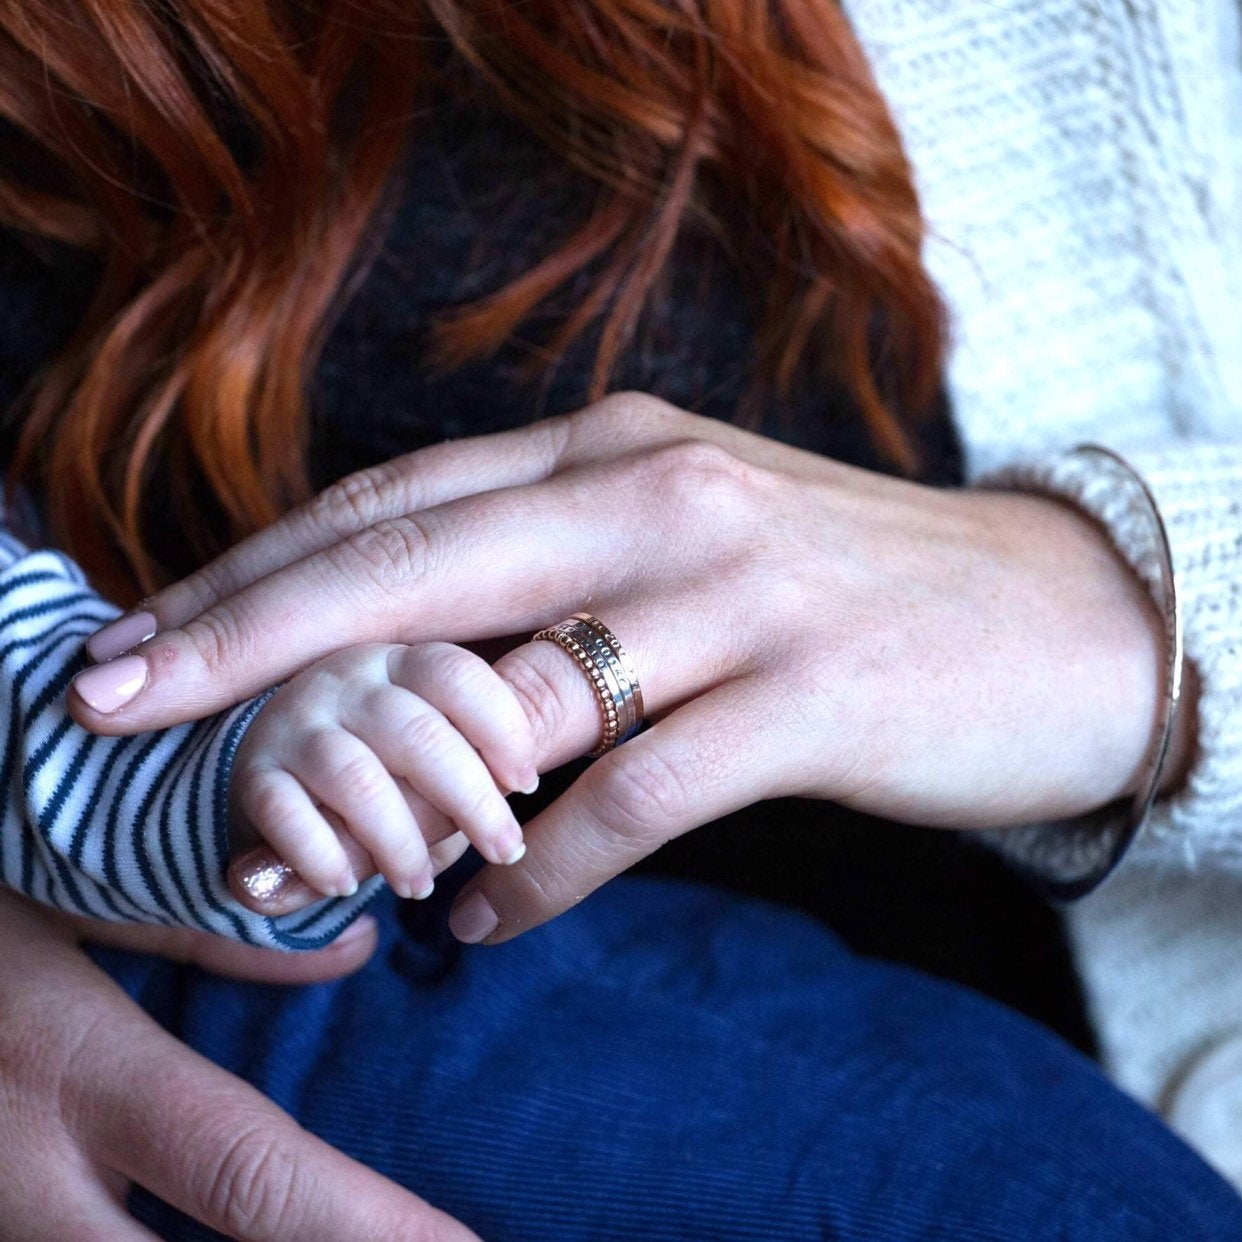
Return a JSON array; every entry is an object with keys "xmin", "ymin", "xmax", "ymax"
[
  {"xmin": 88, "ymin": 415, "xmax": 573, "ymax": 661},
  {"xmin": 86, "ymin": 395, "xmax": 839, "ymax": 659},
  {"xmin": 68, "ymin": 466, "xmax": 637, "ymax": 734}
]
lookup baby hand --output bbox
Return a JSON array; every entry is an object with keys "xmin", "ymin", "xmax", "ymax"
[{"xmin": 230, "ymin": 642, "xmax": 537, "ymax": 900}]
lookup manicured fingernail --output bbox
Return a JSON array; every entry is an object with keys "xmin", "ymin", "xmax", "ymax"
[
  {"xmin": 71, "ymin": 654, "xmax": 148, "ymax": 713},
  {"xmin": 450, "ymin": 891, "xmax": 499, "ymax": 943},
  {"xmin": 236, "ymin": 852, "xmax": 298, "ymax": 903},
  {"xmin": 86, "ymin": 610, "xmax": 158, "ymax": 663}
]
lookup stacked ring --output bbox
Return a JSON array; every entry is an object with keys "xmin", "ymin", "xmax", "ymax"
[{"xmin": 532, "ymin": 613, "xmax": 645, "ymax": 757}]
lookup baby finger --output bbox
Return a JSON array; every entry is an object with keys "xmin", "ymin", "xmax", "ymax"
[
  {"xmin": 344, "ymin": 689, "xmax": 525, "ymax": 867},
  {"xmin": 296, "ymin": 729, "xmax": 434, "ymax": 900},
  {"xmin": 233, "ymin": 766, "xmax": 357, "ymax": 898},
  {"xmin": 388, "ymin": 643, "xmax": 537, "ymax": 795}
]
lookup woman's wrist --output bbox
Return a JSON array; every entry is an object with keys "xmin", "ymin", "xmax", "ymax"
[{"xmin": 971, "ymin": 444, "xmax": 1192, "ymax": 897}]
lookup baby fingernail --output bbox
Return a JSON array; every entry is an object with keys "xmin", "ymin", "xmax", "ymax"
[
  {"xmin": 393, "ymin": 871, "xmax": 434, "ymax": 900},
  {"xmin": 86, "ymin": 610, "xmax": 158, "ymax": 663},
  {"xmin": 71, "ymin": 654, "xmax": 148, "ymax": 713},
  {"xmin": 450, "ymin": 891, "xmax": 499, "ymax": 944},
  {"xmin": 334, "ymin": 873, "xmax": 359, "ymax": 898},
  {"xmin": 517, "ymin": 769, "xmax": 540, "ymax": 796},
  {"xmin": 498, "ymin": 834, "xmax": 526, "ymax": 866}
]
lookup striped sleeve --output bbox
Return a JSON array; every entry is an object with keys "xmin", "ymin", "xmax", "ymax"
[{"xmin": 0, "ymin": 519, "xmax": 382, "ymax": 950}]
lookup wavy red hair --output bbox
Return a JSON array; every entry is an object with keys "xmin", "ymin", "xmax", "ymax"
[{"xmin": 0, "ymin": 0, "xmax": 944, "ymax": 605}]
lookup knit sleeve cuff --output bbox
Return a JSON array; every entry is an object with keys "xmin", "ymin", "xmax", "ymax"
[{"xmin": 972, "ymin": 441, "xmax": 1242, "ymax": 895}]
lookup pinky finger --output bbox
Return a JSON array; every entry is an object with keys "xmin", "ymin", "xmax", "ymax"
[{"xmin": 235, "ymin": 767, "xmax": 357, "ymax": 899}]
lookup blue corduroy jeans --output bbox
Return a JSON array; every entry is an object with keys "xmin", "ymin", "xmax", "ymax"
[{"xmin": 93, "ymin": 878, "xmax": 1242, "ymax": 1240}]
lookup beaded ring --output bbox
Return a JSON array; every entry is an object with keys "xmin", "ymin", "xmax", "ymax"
[{"xmin": 532, "ymin": 614, "xmax": 645, "ymax": 757}]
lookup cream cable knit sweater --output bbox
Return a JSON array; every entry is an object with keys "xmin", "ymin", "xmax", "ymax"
[{"xmin": 844, "ymin": 0, "xmax": 1242, "ymax": 1184}]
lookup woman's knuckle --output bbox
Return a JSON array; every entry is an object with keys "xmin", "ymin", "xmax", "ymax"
[
  {"xmin": 182, "ymin": 608, "xmax": 250, "ymax": 677},
  {"xmin": 309, "ymin": 464, "xmax": 399, "ymax": 533},
  {"xmin": 338, "ymin": 516, "xmax": 432, "ymax": 592},
  {"xmin": 600, "ymin": 390, "xmax": 679, "ymax": 426},
  {"xmin": 645, "ymin": 439, "xmax": 752, "ymax": 510},
  {"xmin": 205, "ymin": 1119, "xmax": 302, "ymax": 1237},
  {"xmin": 569, "ymin": 391, "xmax": 676, "ymax": 444},
  {"xmin": 590, "ymin": 747, "xmax": 689, "ymax": 843},
  {"xmin": 175, "ymin": 561, "xmax": 230, "ymax": 617}
]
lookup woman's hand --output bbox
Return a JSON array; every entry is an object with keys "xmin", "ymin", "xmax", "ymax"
[
  {"xmin": 67, "ymin": 394, "xmax": 1178, "ymax": 944},
  {"xmin": 0, "ymin": 891, "xmax": 478, "ymax": 1241}
]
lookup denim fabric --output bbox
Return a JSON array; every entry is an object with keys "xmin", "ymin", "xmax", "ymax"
[{"xmin": 93, "ymin": 878, "xmax": 1242, "ymax": 1240}]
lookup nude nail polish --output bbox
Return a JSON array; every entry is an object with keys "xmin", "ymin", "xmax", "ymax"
[
  {"xmin": 86, "ymin": 610, "xmax": 158, "ymax": 663},
  {"xmin": 71, "ymin": 654, "xmax": 148, "ymax": 713}
]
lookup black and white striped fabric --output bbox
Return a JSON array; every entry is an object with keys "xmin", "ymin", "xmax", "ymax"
[{"xmin": 0, "ymin": 522, "xmax": 379, "ymax": 949}]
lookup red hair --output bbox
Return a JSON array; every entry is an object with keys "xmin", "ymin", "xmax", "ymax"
[{"xmin": 0, "ymin": 0, "xmax": 944, "ymax": 605}]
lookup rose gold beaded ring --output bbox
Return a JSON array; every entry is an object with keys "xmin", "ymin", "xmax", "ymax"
[{"xmin": 531, "ymin": 613, "xmax": 645, "ymax": 757}]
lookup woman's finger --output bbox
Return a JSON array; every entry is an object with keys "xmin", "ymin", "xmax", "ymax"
[
  {"xmin": 91, "ymin": 394, "xmax": 832, "ymax": 656},
  {"xmin": 447, "ymin": 678, "xmax": 789, "ymax": 945},
  {"xmin": 78, "ymin": 998, "xmax": 479, "ymax": 1241},
  {"xmin": 1, "ymin": 1169, "xmax": 163, "ymax": 1241},
  {"xmin": 227, "ymin": 599, "xmax": 741, "ymax": 918},
  {"xmin": 68, "ymin": 463, "xmax": 644, "ymax": 732},
  {"xmin": 99, "ymin": 415, "xmax": 576, "ymax": 653},
  {"xmin": 0, "ymin": 891, "xmax": 477, "ymax": 1242},
  {"xmin": 62, "ymin": 911, "xmax": 382, "ymax": 985}
]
